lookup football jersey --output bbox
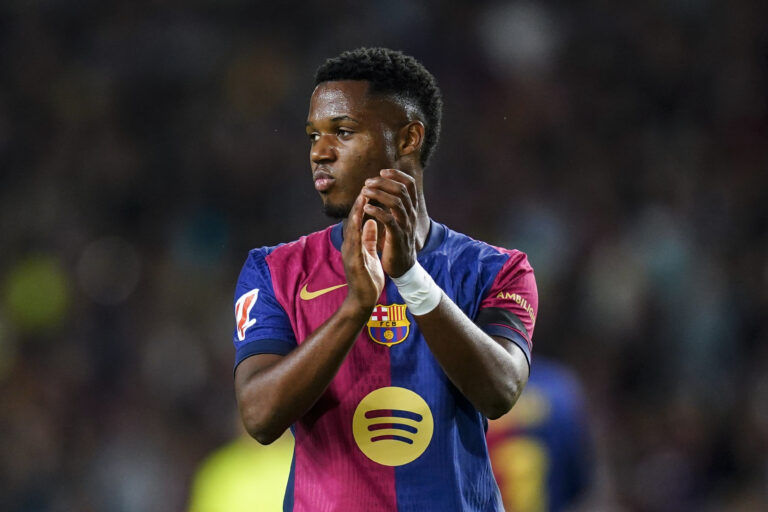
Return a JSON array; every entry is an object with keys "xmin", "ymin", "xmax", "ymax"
[{"xmin": 232, "ymin": 220, "xmax": 538, "ymax": 512}]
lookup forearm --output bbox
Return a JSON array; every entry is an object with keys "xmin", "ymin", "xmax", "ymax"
[
  {"xmin": 235, "ymin": 299, "xmax": 370, "ymax": 443},
  {"xmin": 416, "ymin": 294, "xmax": 529, "ymax": 419}
]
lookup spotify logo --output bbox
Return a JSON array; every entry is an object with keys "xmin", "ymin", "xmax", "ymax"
[{"xmin": 352, "ymin": 387, "xmax": 434, "ymax": 466}]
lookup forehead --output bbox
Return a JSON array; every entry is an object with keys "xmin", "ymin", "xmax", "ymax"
[
  {"xmin": 308, "ymin": 80, "xmax": 371, "ymax": 121},
  {"xmin": 307, "ymin": 80, "xmax": 402, "ymax": 124}
]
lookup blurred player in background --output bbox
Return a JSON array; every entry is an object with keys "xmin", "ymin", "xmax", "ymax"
[
  {"xmin": 487, "ymin": 356, "xmax": 591, "ymax": 512},
  {"xmin": 231, "ymin": 47, "xmax": 538, "ymax": 511}
]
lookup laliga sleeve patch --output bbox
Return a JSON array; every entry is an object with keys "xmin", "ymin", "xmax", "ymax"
[{"xmin": 235, "ymin": 288, "xmax": 259, "ymax": 341}]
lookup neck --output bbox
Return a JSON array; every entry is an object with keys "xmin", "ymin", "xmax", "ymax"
[
  {"xmin": 413, "ymin": 190, "xmax": 431, "ymax": 251},
  {"xmin": 412, "ymin": 171, "xmax": 430, "ymax": 251}
]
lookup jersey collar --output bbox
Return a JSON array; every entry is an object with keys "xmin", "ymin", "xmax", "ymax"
[{"xmin": 330, "ymin": 219, "xmax": 446, "ymax": 255}]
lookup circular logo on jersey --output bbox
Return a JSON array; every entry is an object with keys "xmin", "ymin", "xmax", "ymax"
[{"xmin": 352, "ymin": 387, "xmax": 434, "ymax": 466}]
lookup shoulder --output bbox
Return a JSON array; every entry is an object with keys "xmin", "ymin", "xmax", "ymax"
[
  {"xmin": 245, "ymin": 224, "xmax": 336, "ymax": 264},
  {"xmin": 237, "ymin": 225, "xmax": 335, "ymax": 281},
  {"xmin": 239, "ymin": 224, "xmax": 342, "ymax": 297},
  {"xmin": 434, "ymin": 223, "xmax": 532, "ymax": 272}
]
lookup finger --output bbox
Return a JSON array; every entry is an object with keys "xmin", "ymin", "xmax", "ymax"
[
  {"xmin": 344, "ymin": 193, "xmax": 366, "ymax": 245},
  {"xmin": 363, "ymin": 202, "xmax": 399, "ymax": 233},
  {"xmin": 354, "ymin": 192, "xmax": 369, "ymax": 226},
  {"xmin": 365, "ymin": 175, "xmax": 414, "ymax": 206},
  {"xmin": 365, "ymin": 174, "xmax": 415, "ymax": 221},
  {"xmin": 361, "ymin": 186, "xmax": 409, "ymax": 225},
  {"xmin": 361, "ymin": 218, "xmax": 379, "ymax": 257},
  {"xmin": 379, "ymin": 169, "xmax": 417, "ymax": 208}
]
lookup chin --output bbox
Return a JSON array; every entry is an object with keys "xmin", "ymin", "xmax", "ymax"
[{"xmin": 322, "ymin": 201, "xmax": 352, "ymax": 219}]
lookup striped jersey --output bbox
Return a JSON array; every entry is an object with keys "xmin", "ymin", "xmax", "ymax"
[{"xmin": 232, "ymin": 220, "xmax": 538, "ymax": 511}]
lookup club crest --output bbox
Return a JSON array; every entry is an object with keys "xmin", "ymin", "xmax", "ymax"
[{"xmin": 367, "ymin": 304, "xmax": 410, "ymax": 347}]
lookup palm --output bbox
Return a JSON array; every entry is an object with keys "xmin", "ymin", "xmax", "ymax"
[
  {"xmin": 380, "ymin": 239, "xmax": 403, "ymax": 277},
  {"xmin": 361, "ymin": 221, "xmax": 385, "ymax": 297},
  {"xmin": 342, "ymin": 198, "xmax": 386, "ymax": 309}
]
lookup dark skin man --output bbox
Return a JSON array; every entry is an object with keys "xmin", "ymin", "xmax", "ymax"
[{"xmin": 234, "ymin": 79, "xmax": 529, "ymax": 445}]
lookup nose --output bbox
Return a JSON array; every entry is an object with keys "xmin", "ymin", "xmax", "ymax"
[{"xmin": 311, "ymin": 134, "xmax": 336, "ymax": 164}]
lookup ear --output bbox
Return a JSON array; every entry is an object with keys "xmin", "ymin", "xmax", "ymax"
[{"xmin": 397, "ymin": 121, "xmax": 425, "ymax": 159}]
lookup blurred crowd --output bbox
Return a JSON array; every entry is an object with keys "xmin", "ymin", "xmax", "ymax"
[{"xmin": 0, "ymin": 1, "xmax": 766, "ymax": 510}]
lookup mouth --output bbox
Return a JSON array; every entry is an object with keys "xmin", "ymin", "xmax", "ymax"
[{"xmin": 313, "ymin": 169, "xmax": 335, "ymax": 193}]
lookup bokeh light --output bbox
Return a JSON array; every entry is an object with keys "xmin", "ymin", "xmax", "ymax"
[{"xmin": 2, "ymin": 255, "xmax": 70, "ymax": 334}]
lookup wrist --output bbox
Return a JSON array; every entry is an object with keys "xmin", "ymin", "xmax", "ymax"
[
  {"xmin": 339, "ymin": 296, "xmax": 375, "ymax": 324},
  {"xmin": 391, "ymin": 262, "xmax": 442, "ymax": 316},
  {"xmin": 388, "ymin": 255, "xmax": 417, "ymax": 279}
]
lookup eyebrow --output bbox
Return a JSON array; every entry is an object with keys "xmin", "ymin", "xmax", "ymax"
[{"xmin": 305, "ymin": 115, "xmax": 360, "ymax": 128}]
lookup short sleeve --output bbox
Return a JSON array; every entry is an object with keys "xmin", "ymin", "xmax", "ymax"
[
  {"xmin": 475, "ymin": 250, "xmax": 538, "ymax": 367},
  {"xmin": 232, "ymin": 249, "xmax": 297, "ymax": 370}
]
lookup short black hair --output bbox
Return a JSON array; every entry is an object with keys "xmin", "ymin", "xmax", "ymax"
[{"xmin": 314, "ymin": 47, "xmax": 443, "ymax": 168}]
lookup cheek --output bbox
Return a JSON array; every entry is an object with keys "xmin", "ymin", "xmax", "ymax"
[
  {"xmin": 381, "ymin": 129, "xmax": 398, "ymax": 161},
  {"xmin": 361, "ymin": 128, "xmax": 397, "ymax": 169},
  {"xmin": 348, "ymin": 135, "xmax": 385, "ymax": 171}
]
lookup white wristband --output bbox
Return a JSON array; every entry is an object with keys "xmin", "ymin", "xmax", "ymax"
[{"xmin": 391, "ymin": 262, "xmax": 442, "ymax": 316}]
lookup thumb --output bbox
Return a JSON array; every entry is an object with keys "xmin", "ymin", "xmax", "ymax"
[{"xmin": 361, "ymin": 218, "xmax": 379, "ymax": 256}]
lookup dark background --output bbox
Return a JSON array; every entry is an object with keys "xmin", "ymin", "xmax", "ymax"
[{"xmin": 1, "ymin": 1, "xmax": 766, "ymax": 510}]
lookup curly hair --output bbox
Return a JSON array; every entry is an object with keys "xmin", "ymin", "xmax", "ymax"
[{"xmin": 314, "ymin": 47, "xmax": 443, "ymax": 168}]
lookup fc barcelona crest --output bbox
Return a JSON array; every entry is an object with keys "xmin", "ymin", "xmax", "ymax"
[{"xmin": 367, "ymin": 304, "xmax": 410, "ymax": 347}]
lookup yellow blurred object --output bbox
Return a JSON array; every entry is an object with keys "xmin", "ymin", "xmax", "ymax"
[
  {"xmin": 3, "ymin": 255, "xmax": 70, "ymax": 333},
  {"xmin": 0, "ymin": 316, "xmax": 16, "ymax": 379},
  {"xmin": 188, "ymin": 430, "xmax": 294, "ymax": 512}
]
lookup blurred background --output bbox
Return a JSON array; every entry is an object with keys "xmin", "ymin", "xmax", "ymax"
[{"xmin": 1, "ymin": 0, "xmax": 766, "ymax": 510}]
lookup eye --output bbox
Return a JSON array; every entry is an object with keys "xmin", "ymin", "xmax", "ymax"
[
  {"xmin": 308, "ymin": 132, "xmax": 319, "ymax": 143},
  {"xmin": 337, "ymin": 128, "xmax": 353, "ymax": 139}
]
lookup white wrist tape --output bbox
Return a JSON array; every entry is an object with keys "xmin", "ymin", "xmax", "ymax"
[{"xmin": 391, "ymin": 262, "xmax": 442, "ymax": 316}]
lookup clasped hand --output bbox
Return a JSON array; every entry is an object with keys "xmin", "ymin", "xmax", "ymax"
[{"xmin": 342, "ymin": 169, "xmax": 419, "ymax": 311}]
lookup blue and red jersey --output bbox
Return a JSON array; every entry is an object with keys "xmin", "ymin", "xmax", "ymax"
[{"xmin": 232, "ymin": 221, "xmax": 538, "ymax": 512}]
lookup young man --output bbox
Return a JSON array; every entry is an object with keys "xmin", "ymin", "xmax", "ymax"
[{"xmin": 232, "ymin": 47, "xmax": 538, "ymax": 511}]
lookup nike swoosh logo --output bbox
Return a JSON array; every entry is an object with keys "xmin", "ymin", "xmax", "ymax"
[{"xmin": 300, "ymin": 283, "xmax": 347, "ymax": 300}]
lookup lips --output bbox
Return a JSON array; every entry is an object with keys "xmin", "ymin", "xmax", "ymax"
[{"xmin": 313, "ymin": 169, "xmax": 335, "ymax": 192}]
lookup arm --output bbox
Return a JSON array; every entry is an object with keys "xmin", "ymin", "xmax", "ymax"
[
  {"xmin": 412, "ymin": 300, "xmax": 529, "ymax": 419},
  {"xmin": 235, "ymin": 194, "xmax": 384, "ymax": 444},
  {"xmin": 362, "ymin": 169, "xmax": 530, "ymax": 419}
]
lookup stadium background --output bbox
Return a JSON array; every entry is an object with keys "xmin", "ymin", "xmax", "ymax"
[{"xmin": 1, "ymin": 0, "xmax": 766, "ymax": 510}]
